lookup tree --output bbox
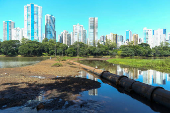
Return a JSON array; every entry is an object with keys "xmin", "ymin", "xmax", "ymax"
[
  {"xmin": 1, "ymin": 40, "xmax": 20, "ymax": 56},
  {"xmin": 19, "ymin": 40, "xmax": 42, "ymax": 56}
]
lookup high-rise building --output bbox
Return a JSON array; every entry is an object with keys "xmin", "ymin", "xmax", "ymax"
[
  {"xmin": 45, "ymin": 14, "xmax": 56, "ymax": 40},
  {"xmin": 42, "ymin": 33, "xmax": 45, "ymax": 41},
  {"xmin": 117, "ymin": 35, "xmax": 124, "ymax": 47},
  {"xmin": 143, "ymin": 27, "xmax": 153, "ymax": 47},
  {"xmin": 58, "ymin": 30, "xmax": 71, "ymax": 46},
  {"xmin": 71, "ymin": 32, "xmax": 74, "ymax": 45},
  {"xmin": 119, "ymin": 35, "xmax": 123, "ymax": 42},
  {"xmin": 100, "ymin": 35, "xmax": 105, "ymax": 45},
  {"xmin": 125, "ymin": 30, "xmax": 132, "ymax": 42},
  {"xmin": 12, "ymin": 27, "xmax": 24, "ymax": 41},
  {"xmin": 67, "ymin": 34, "xmax": 71, "ymax": 46},
  {"xmin": 72, "ymin": 23, "xmax": 86, "ymax": 44},
  {"xmin": 167, "ymin": 33, "xmax": 170, "ymax": 44},
  {"xmin": 88, "ymin": 17, "xmax": 98, "ymax": 46},
  {"xmin": 153, "ymin": 29, "xmax": 166, "ymax": 47},
  {"xmin": 106, "ymin": 33, "xmax": 117, "ymax": 43},
  {"xmin": 24, "ymin": 3, "xmax": 42, "ymax": 42},
  {"xmin": 58, "ymin": 34, "xmax": 63, "ymax": 43},
  {"xmin": 3, "ymin": 20, "xmax": 15, "ymax": 41},
  {"xmin": 133, "ymin": 34, "xmax": 138, "ymax": 45},
  {"xmin": 83, "ymin": 29, "xmax": 87, "ymax": 44}
]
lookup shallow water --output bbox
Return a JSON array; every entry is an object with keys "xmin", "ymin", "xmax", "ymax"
[
  {"xmin": 0, "ymin": 60, "xmax": 170, "ymax": 113},
  {"xmin": 79, "ymin": 60, "xmax": 170, "ymax": 91},
  {"xmin": 0, "ymin": 57, "xmax": 49, "ymax": 68}
]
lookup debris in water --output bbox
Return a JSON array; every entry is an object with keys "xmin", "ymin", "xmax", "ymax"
[{"xmin": 36, "ymin": 103, "xmax": 44, "ymax": 111}]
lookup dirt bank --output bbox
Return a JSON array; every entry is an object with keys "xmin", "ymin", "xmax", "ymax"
[
  {"xmin": 0, "ymin": 58, "xmax": 101, "ymax": 111},
  {"xmin": 0, "ymin": 58, "xmax": 81, "ymax": 78}
]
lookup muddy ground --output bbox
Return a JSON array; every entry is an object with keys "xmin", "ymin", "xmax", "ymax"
[{"xmin": 0, "ymin": 58, "xmax": 101, "ymax": 112}]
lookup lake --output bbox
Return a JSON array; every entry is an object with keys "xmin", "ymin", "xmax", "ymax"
[{"xmin": 0, "ymin": 57, "xmax": 49, "ymax": 68}]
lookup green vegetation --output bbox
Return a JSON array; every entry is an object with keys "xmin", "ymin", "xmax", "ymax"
[
  {"xmin": 52, "ymin": 63, "xmax": 63, "ymax": 67},
  {"xmin": 0, "ymin": 38, "xmax": 170, "ymax": 58},
  {"xmin": 119, "ymin": 42, "xmax": 170, "ymax": 57},
  {"xmin": 107, "ymin": 58, "xmax": 170, "ymax": 72}
]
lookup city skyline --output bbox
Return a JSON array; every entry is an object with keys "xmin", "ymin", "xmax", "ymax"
[{"xmin": 1, "ymin": 0, "xmax": 170, "ymax": 42}]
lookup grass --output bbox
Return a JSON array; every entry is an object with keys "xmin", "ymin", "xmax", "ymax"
[
  {"xmin": 107, "ymin": 58, "xmax": 170, "ymax": 72},
  {"xmin": 52, "ymin": 63, "xmax": 63, "ymax": 67}
]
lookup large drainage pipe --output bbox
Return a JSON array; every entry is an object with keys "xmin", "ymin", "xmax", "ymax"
[{"xmin": 69, "ymin": 60, "xmax": 170, "ymax": 108}]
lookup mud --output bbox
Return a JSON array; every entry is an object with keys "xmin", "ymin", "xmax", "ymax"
[{"xmin": 0, "ymin": 58, "xmax": 101, "ymax": 111}]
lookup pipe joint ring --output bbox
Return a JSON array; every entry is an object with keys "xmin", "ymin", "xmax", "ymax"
[
  {"xmin": 116, "ymin": 75, "xmax": 128, "ymax": 86},
  {"xmin": 146, "ymin": 86, "xmax": 164, "ymax": 101},
  {"xmin": 100, "ymin": 71, "xmax": 110, "ymax": 77}
]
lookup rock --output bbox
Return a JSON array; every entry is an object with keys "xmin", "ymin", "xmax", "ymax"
[{"xmin": 36, "ymin": 103, "xmax": 44, "ymax": 110}]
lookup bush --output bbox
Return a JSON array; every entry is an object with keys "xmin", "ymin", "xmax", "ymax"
[
  {"xmin": 52, "ymin": 63, "xmax": 63, "ymax": 67},
  {"xmin": 43, "ymin": 52, "xmax": 48, "ymax": 56},
  {"xmin": 61, "ymin": 58, "xmax": 67, "ymax": 61}
]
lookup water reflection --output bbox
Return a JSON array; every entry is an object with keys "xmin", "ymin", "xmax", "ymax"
[
  {"xmin": 0, "ymin": 57, "xmax": 49, "ymax": 68},
  {"xmin": 76, "ymin": 71, "xmax": 98, "ymax": 96},
  {"xmin": 77, "ymin": 70, "xmax": 170, "ymax": 113},
  {"xmin": 79, "ymin": 60, "xmax": 170, "ymax": 91}
]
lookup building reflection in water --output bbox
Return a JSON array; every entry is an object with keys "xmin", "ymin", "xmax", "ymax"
[
  {"xmin": 106, "ymin": 64, "xmax": 167, "ymax": 85},
  {"xmin": 115, "ymin": 64, "xmax": 167, "ymax": 85},
  {"xmin": 153, "ymin": 71, "xmax": 166, "ymax": 85},
  {"xmin": 168, "ymin": 74, "xmax": 170, "ymax": 81},
  {"xmin": 88, "ymin": 73, "xmax": 98, "ymax": 96},
  {"xmin": 77, "ymin": 71, "xmax": 98, "ymax": 96}
]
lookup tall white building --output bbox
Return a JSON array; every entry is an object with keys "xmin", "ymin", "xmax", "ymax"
[
  {"xmin": 58, "ymin": 30, "xmax": 71, "ymax": 46},
  {"xmin": 143, "ymin": 27, "xmax": 153, "ymax": 48},
  {"xmin": 45, "ymin": 14, "xmax": 56, "ymax": 40},
  {"xmin": 106, "ymin": 33, "xmax": 117, "ymax": 43},
  {"xmin": 88, "ymin": 17, "xmax": 98, "ymax": 46},
  {"xmin": 167, "ymin": 33, "xmax": 170, "ymax": 44},
  {"xmin": 83, "ymin": 29, "xmax": 87, "ymax": 44},
  {"xmin": 12, "ymin": 27, "xmax": 24, "ymax": 41},
  {"xmin": 3, "ymin": 20, "xmax": 15, "ymax": 41},
  {"xmin": 72, "ymin": 23, "xmax": 86, "ymax": 44},
  {"xmin": 117, "ymin": 35, "xmax": 124, "ymax": 47},
  {"xmin": 71, "ymin": 32, "xmax": 74, "ymax": 45},
  {"xmin": 24, "ymin": 3, "xmax": 42, "ymax": 42},
  {"xmin": 153, "ymin": 29, "xmax": 166, "ymax": 47}
]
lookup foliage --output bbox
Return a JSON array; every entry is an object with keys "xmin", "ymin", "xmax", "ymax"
[
  {"xmin": 19, "ymin": 40, "xmax": 42, "ymax": 56},
  {"xmin": 1, "ymin": 40, "xmax": 20, "ymax": 56},
  {"xmin": 1, "ymin": 38, "xmax": 170, "ymax": 58},
  {"xmin": 52, "ymin": 63, "xmax": 63, "ymax": 67},
  {"xmin": 107, "ymin": 58, "xmax": 170, "ymax": 72}
]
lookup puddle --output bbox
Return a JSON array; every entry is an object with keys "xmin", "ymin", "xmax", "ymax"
[{"xmin": 30, "ymin": 76, "xmax": 45, "ymax": 79}]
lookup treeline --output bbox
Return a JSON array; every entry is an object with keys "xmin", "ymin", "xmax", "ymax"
[
  {"xmin": 119, "ymin": 42, "xmax": 170, "ymax": 57},
  {"xmin": 0, "ymin": 38, "xmax": 169, "ymax": 57}
]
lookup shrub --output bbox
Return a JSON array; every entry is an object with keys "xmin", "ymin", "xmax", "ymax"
[{"xmin": 52, "ymin": 63, "xmax": 63, "ymax": 67}]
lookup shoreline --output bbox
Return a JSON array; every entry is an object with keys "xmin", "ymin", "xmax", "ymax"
[
  {"xmin": 0, "ymin": 58, "xmax": 101, "ymax": 111},
  {"xmin": 0, "ymin": 58, "xmax": 82, "ymax": 78}
]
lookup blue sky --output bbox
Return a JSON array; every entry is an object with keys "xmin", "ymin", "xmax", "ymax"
[{"xmin": 0, "ymin": 0, "xmax": 170, "ymax": 41}]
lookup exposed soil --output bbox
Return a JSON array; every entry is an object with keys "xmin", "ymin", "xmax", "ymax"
[
  {"xmin": 0, "ymin": 58, "xmax": 101, "ymax": 111},
  {"xmin": 0, "ymin": 58, "xmax": 81, "ymax": 78}
]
